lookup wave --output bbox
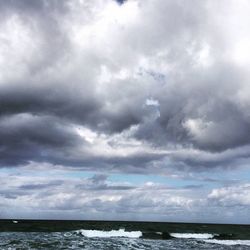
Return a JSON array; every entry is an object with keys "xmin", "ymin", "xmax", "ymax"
[
  {"xmin": 76, "ymin": 229, "xmax": 142, "ymax": 238},
  {"xmin": 204, "ymin": 239, "xmax": 250, "ymax": 246},
  {"xmin": 142, "ymin": 231, "xmax": 173, "ymax": 239},
  {"xmin": 74, "ymin": 229, "xmax": 248, "ymax": 242},
  {"xmin": 212, "ymin": 233, "xmax": 236, "ymax": 240},
  {"xmin": 74, "ymin": 230, "xmax": 247, "ymax": 241},
  {"xmin": 170, "ymin": 233, "xmax": 214, "ymax": 239}
]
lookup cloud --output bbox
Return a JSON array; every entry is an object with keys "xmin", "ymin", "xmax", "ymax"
[
  {"xmin": 1, "ymin": 169, "xmax": 249, "ymax": 223},
  {"xmin": 1, "ymin": 0, "xmax": 250, "ymax": 176},
  {"xmin": 115, "ymin": 0, "xmax": 126, "ymax": 5},
  {"xmin": 208, "ymin": 184, "xmax": 250, "ymax": 207},
  {"xmin": 0, "ymin": 172, "xmax": 200, "ymax": 221},
  {"xmin": 0, "ymin": 113, "xmax": 85, "ymax": 166}
]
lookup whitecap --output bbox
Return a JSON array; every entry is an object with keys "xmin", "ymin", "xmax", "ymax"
[
  {"xmin": 63, "ymin": 232, "xmax": 72, "ymax": 237},
  {"xmin": 204, "ymin": 239, "xmax": 250, "ymax": 246},
  {"xmin": 170, "ymin": 233, "xmax": 214, "ymax": 239},
  {"xmin": 76, "ymin": 228, "xmax": 142, "ymax": 238},
  {"xmin": 156, "ymin": 232, "xmax": 163, "ymax": 235}
]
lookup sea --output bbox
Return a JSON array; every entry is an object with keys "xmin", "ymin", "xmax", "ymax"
[{"xmin": 0, "ymin": 220, "xmax": 250, "ymax": 249}]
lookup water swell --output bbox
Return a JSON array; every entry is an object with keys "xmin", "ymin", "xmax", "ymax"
[
  {"xmin": 74, "ymin": 229, "xmax": 249, "ymax": 243},
  {"xmin": 212, "ymin": 233, "xmax": 236, "ymax": 239},
  {"xmin": 168, "ymin": 233, "xmax": 250, "ymax": 246},
  {"xmin": 142, "ymin": 231, "xmax": 173, "ymax": 240}
]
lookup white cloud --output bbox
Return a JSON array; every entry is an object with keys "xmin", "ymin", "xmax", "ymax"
[{"xmin": 209, "ymin": 184, "xmax": 250, "ymax": 206}]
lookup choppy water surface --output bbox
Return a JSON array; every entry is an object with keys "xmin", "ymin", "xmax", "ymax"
[
  {"xmin": 0, "ymin": 220, "xmax": 250, "ymax": 249},
  {"xmin": 0, "ymin": 231, "xmax": 250, "ymax": 250}
]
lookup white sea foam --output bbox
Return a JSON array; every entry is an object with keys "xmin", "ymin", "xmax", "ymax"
[
  {"xmin": 170, "ymin": 233, "xmax": 214, "ymax": 239},
  {"xmin": 76, "ymin": 229, "xmax": 142, "ymax": 238},
  {"xmin": 63, "ymin": 232, "xmax": 72, "ymax": 237},
  {"xmin": 204, "ymin": 239, "xmax": 250, "ymax": 246}
]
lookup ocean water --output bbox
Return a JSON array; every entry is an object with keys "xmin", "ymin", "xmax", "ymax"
[{"xmin": 0, "ymin": 220, "xmax": 250, "ymax": 249}]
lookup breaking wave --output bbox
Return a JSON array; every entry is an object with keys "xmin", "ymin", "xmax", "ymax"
[
  {"xmin": 204, "ymin": 239, "xmax": 250, "ymax": 246},
  {"xmin": 170, "ymin": 233, "xmax": 214, "ymax": 239},
  {"xmin": 76, "ymin": 229, "xmax": 142, "ymax": 238}
]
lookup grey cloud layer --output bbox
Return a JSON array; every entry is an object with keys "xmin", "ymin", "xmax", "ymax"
[{"xmin": 0, "ymin": 0, "xmax": 250, "ymax": 172}]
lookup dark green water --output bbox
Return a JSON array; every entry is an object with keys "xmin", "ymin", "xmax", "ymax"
[
  {"xmin": 1, "ymin": 220, "xmax": 250, "ymax": 239},
  {"xmin": 0, "ymin": 220, "xmax": 249, "ymax": 249}
]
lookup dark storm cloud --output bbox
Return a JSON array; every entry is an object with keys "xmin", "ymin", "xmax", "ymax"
[
  {"xmin": 0, "ymin": 0, "xmax": 250, "ymax": 173},
  {"xmin": 0, "ymin": 84, "xmax": 146, "ymax": 135},
  {"xmin": 0, "ymin": 84, "xmax": 101, "ymax": 124},
  {"xmin": 0, "ymin": 113, "xmax": 84, "ymax": 166}
]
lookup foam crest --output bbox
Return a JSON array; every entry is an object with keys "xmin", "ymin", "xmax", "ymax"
[
  {"xmin": 204, "ymin": 239, "xmax": 250, "ymax": 246},
  {"xmin": 76, "ymin": 228, "xmax": 142, "ymax": 238},
  {"xmin": 170, "ymin": 233, "xmax": 214, "ymax": 239}
]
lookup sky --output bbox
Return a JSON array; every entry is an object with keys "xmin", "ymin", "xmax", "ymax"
[{"xmin": 0, "ymin": 0, "xmax": 250, "ymax": 224}]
